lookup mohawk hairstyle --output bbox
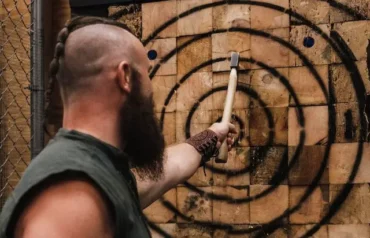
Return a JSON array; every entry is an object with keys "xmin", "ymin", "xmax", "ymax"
[{"xmin": 45, "ymin": 16, "xmax": 133, "ymax": 136}]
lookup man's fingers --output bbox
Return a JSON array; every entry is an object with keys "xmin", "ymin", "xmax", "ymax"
[
  {"xmin": 228, "ymin": 123, "xmax": 237, "ymax": 134},
  {"xmin": 216, "ymin": 141, "xmax": 222, "ymax": 148}
]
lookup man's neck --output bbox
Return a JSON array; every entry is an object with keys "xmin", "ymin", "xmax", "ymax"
[{"xmin": 62, "ymin": 104, "xmax": 122, "ymax": 150}]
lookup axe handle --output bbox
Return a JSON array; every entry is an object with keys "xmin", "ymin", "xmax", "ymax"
[{"xmin": 215, "ymin": 68, "xmax": 238, "ymax": 163}]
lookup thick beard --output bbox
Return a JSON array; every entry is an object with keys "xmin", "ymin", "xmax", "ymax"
[{"xmin": 119, "ymin": 70, "xmax": 165, "ymax": 181}]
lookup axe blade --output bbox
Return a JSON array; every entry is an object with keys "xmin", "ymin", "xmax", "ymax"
[{"xmin": 230, "ymin": 52, "xmax": 240, "ymax": 68}]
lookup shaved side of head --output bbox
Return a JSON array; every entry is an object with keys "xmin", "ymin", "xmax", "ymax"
[
  {"xmin": 61, "ymin": 24, "xmax": 133, "ymax": 89},
  {"xmin": 49, "ymin": 16, "xmax": 143, "ymax": 104}
]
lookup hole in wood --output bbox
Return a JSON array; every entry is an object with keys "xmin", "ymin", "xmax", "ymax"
[
  {"xmin": 147, "ymin": 49, "xmax": 158, "ymax": 60},
  {"xmin": 303, "ymin": 36, "xmax": 315, "ymax": 48}
]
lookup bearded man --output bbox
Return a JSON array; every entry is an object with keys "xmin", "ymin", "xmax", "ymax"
[{"xmin": 0, "ymin": 16, "xmax": 236, "ymax": 238}]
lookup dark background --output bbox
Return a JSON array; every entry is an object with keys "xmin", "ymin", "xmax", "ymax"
[
  {"xmin": 69, "ymin": 0, "xmax": 166, "ymax": 16},
  {"xmin": 70, "ymin": 0, "xmax": 165, "ymax": 7}
]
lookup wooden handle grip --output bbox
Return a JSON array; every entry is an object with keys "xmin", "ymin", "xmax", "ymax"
[
  {"xmin": 215, "ymin": 68, "xmax": 238, "ymax": 163},
  {"xmin": 215, "ymin": 141, "xmax": 229, "ymax": 163}
]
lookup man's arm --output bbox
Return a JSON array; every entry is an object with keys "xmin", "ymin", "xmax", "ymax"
[
  {"xmin": 13, "ymin": 177, "xmax": 114, "ymax": 238},
  {"xmin": 135, "ymin": 122, "xmax": 236, "ymax": 209}
]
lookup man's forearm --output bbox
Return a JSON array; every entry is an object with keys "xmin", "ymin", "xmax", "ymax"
[
  {"xmin": 134, "ymin": 143, "xmax": 202, "ymax": 209},
  {"xmin": 165, "ymin": 143, "xmax": 203, "ymax": 184},
  {"xmin": 134, "ymin": 123, "xmax": 234, "ymax": 209}
]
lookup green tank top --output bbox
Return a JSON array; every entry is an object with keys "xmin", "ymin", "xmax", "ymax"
[{"xmin": 0, "ymin": 128, "xmax": 152, "ymax": 238}]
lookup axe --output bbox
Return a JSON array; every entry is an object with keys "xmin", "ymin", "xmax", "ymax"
[{"xmin": 215, "ymin": 52, "xmax": 240, "ymax": 163}]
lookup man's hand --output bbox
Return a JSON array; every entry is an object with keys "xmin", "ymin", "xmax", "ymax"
[{"xmin": 208, "ymin": 122, "xmax": 237, "ymax": 151}]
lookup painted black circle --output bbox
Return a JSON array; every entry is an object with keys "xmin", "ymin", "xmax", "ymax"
[
  {"xmin": 151, "ymin": 33, "xmax": 327, "ymax": 236},
  {"xmin": 162, "ymin": 56, "xmax": 308, "ymax": 178},
  {"xmin": 159, "ymin": 57, "xmax": 306, "ymax": 206},
  {"xmin": 142, "ymin": 1, "xmax": 366, "ymax": 237},
  {"xmin": 180, "ymin": 57, "xmax": 307, "ymax": 203},
  {"xmin": 185, "ymin": 82, "xmax": 275, "ymax": 176},
  {"xmin": 151, "ymin": 29, "xmax": 325, "ymax": 236}
]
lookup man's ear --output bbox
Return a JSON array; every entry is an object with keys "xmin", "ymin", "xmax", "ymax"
[{"xmin": 117, "ymin": 61, "xmax": 132, "ymax": 93}]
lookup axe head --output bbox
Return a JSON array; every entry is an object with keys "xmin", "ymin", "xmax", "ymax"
[{"xmin": 230, "ymin": 52, "xmax": 240, "ymax": 69}]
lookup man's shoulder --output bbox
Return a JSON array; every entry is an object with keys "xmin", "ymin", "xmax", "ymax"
[
  {"xmin": 13, "ymin": 174, "xmax": 115, "ymax": 238},
  {"xmin": 18, "ymin": 137, "xmax": 104, "ymax": 190},
  {"xmin": 28, "ymin": 136, "xmax": 95, "ymax": 169},
  {"xmin": 37, "ymin": 136, "xmax": 87, "ymax": 158}
]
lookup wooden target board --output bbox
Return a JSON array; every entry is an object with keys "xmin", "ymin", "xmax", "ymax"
[{"xmin": 68, "ymin": 0, "xmax": 370, "ymax": 237}]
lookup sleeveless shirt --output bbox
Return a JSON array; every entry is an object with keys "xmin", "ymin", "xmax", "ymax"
[{"xmin": 0, "ymin": 128, "xmax": 151, "ymax": 238}]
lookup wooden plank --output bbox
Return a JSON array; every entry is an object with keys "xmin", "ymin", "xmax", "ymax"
[
  {"xmin": 291, "ymin": 0, "xmax": 330, "ymax": 25},
  {"xmin": 329, "ymin": 0, "xmax": 370, "ymax": 23},
  {"xmin": 250, "ymin": 0, "xmax": 289, "ymax": 30},
  {"xmin": 249, "ymin": 107, "xmax": 288, "ymax": 146},
  {"xmin": 156, "ymin": 112, "xmax": 176, "ymax": 145},
  {"xmin": 328, "ymin": 143, "xmax": 370, "ymax": 184},
  {"xmin": 288, "ymin": 106, "xmax": 328, "ymax": 146},
  {"xmin": 146, "ymin": 38, "xmax": 177, "ymax": 76},
  {"xmin": 176, "ymin": 72, "xmax": 213, "ymax": 112},
  {"xmin": 213, "ymin": 186, "xmax": 250, "ymax": 224},
  {"xmin": 150, "ymin": 224, "xmax": 178, "ymax": 238},
  {"xmin": 289, "ymin": 24, "xmax": 332, "ymax": 66},
  {"xmin": 152, "ymin": 75, "xmax": 177, "ymax": 112},
  {"xmin": 328, "ymin": 225, "xmax": 370, "ymax": 238},
  {"xmin": 289, "ymin": 146, "xmax": 328, "ymax": 185},
  {"xmin": 332, "ymin": 21, "xmax": 370, "ymax": 63},
  {"xmin": 143, "ymin": 188, "xmax": 177, "ymax": 223},
  {"xmin": 289, "ymin": 225, "xmax": 328, "ymax": 238},
  {"xmin": 250, "ymin": 68, "xmax": 289, "ymax": 107},
  {"xmin": 251, "ymin": 28, "xmax": 290, "ymax": 69},
  {"xmin": 289, "ymin": 65, "xmax": 329, "ymax": 106},
  {"xmin": 330, "ymin": 61, "xmax": 370, "ymax": 104},
  {"xmin": 176, "ymin": 224, "xmax": 213, "ymax": 237},
  {"xmin": 142, "ymin": 0, "xmax": 177, "ymax": 40},
  {"xmin": 212, "ymin": 147, "xmax": 250, "ymax": 186},
  {"xmin": 212, "ymin": 32, "xmax": 251, "ymax": 72},
  {"xmin": 289, "ymin": 186, "xmax": 329, "ymax": 224},
  {"xmin": 177, "ymin": 0, "xmax": 213, "ymax": 37},
  {"xmin": 213, "ymin": 4, "xmax": 250, "ymax": 30},
  {"xmin": 177, "ymin": 36, "xmax": 212, "ymax": 75},
  {"xmin": 214, "ymin": 226, "xmax": 251, "ymax": 238},
  {"xmin": 176, "ymin": 187, "xmax": 213, "ymax": 223},
  {"xmin": 330, "ymin": 184, "xmax": 370, "ymax": 224},
  {"xmin": 249, "ymin": 185, "xmax": 289, "ymax": 224},
  {"xmin": 250, "ymin": 147, "xmax": 288, "ymax": 185},
  {"xmin": 108, "ymin": 5, "xmax": 142, "ymax": 38},
  {"xmin": 334, "ymin": 102, "xmax": 362, "ymax": 143}
]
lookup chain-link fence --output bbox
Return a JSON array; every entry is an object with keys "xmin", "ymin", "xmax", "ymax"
[{"xmin": 0, "ymin": 0, "xmax": 34, "ymax": 208}]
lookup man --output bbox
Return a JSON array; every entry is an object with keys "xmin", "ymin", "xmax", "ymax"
[{"xmin": 0, "ymin": 16, "xmax": 236, "ymax": 237}]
